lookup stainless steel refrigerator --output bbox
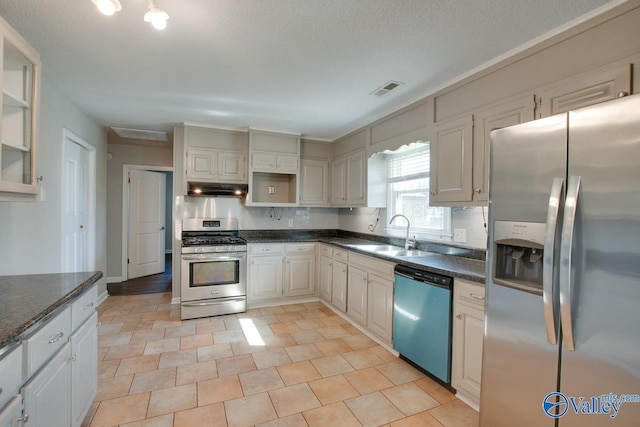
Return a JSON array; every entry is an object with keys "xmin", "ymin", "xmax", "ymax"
[{"xmin": 480, "ymin": 94, "xmax": 640, "ymax": 426}]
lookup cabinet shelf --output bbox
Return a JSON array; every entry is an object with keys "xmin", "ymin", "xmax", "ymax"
[
  {"xmin": 2, "ymin": 141, "xmax": 29, "ymax": 152},
  {"xmin": 0, "ymin": 19, "xmax": 40, "ymax": 200},
  {"xmin": 3, "ymin": 89, "xmax": 30, "ymax": 108}
]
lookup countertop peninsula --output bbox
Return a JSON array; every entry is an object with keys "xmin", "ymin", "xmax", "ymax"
[{"xmin": 0, "ymin": 271, "xmax": 103, "ymax": 352}]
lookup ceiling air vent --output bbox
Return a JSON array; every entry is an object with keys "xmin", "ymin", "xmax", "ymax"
[
  {"xmin": 111, "ymin": 127, "xmax": 169, "ymax": 142},
  {"xmin": 370, "ymin": 80, "xmax": 403, "ymax": 97}
]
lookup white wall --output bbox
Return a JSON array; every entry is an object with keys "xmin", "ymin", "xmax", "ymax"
[
  {"xmin": 105, "ymin": 142, "xmax": 173, "ymax": 279},
  {"xmin": 338, "ymin": 206, "xmax": 487, "ymax": 249},
  {"xmin": 0, "ymin": 75, "xmax": 108, "ymax": 294}
]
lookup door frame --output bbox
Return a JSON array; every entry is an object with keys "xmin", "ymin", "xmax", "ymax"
[
  {"xmin": 121, "ymin": 164, "xmax": 173, "ymax": 282},
  {"xmin": 61, "ymin": 128, "xmax": 96, "ymax": 272}
]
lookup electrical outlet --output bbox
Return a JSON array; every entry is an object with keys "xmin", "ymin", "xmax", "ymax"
[
  {"xmin": 268, "ymin": 186, "xmax": 275, "ymax": 194},
  {"xmin": 288, "ymin": 219, "xmax": 293, "ymax": 227},
  {"xmin": 453, "ymin": 228, "xmax": 466, "ymax": 243}
]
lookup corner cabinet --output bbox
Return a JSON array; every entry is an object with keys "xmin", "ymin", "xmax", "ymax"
[
  {"xmin": 452, "ymin": 278, "xmax": 485, "ymax": 408},
  {"xmin": 247, "ymin": 243, "xmax": 316, "ymax": 305},
  {"xmin": 330, "ymin": 149, "xmax": 366, "ymax": 207},
  {"xmin": 299, "ymin": 159, "xmax": 329, "ymax": 206},
  {"xmin": 0, "ymin": 16, "xmax": 41, "ymax": 201},
  {"xmin": 247, "ymin": 130, "xmax": 300, "ymax": 206}
]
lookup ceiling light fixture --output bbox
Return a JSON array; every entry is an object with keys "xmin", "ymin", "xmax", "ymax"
[
  {"xmin": 91, "ymin": 0, "xmax": 122, "ymax": 16},
  {"xmin": 144, "ymin": 0, "xmax": 170, "ymax": 30}
]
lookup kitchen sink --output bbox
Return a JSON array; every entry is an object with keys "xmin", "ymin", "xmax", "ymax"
[
  {"xmin": 353, "ymin": 244, "xmax": 401, "ymax": 252},
  {"xmin": 378, "ymin": 249, "xmax": 430, "ymax": 257}
]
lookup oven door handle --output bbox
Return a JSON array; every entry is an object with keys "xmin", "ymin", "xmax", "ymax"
[
  {"xmin": 181, "ymin": 253, "xmax": 246, "ymax": 261},
  {"xmin": 182, "ymin": 297, "xmax": 246, "ymax": 307}
]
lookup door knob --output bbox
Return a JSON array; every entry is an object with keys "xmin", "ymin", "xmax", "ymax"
[
  {"xmin": 80, "ymin": 225, "xmax": 84, "ymax": 229},
  {"xmin": 160, "ymin": 226, "xmax": 165, "ymax": 230}
]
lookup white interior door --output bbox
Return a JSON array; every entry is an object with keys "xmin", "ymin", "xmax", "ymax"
[
  {"xmin": 128, "ymin": 169, "xmax": 166, "ymax": 279},
  {"xmin": 63, "ymin": 139, "xmax": 90, "ymax": 272}
]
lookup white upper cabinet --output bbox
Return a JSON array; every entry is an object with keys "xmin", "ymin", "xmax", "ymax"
[
  {"xmin": 248, "ymin": 129, "xmax": 300, "ymax": 206},
  {"xmin": 300, "ymin": 159, "xmax": 329, "ymax": 206},
  {"xmin": 431, "ymin": 95, "xmax": 535, "ymax": 206},
  {"xmin": 430, "ymin": 115, "xmax": 474, "ymax": 205},
  {"xmin": 331, "ymin": 149, "xmax": 366, "ymax": 207},
  {"xmin": 536, "ymin": 63, "xmax": 631, "ymax": 118},
  {"xmin": 186, "ymin": 147, "xmax": 246, "ymax": 183},
  {"xmin": 183, "ymin": 125, "xmax": 248, "ymax": 184},
  {"xmin": 0, "ymin": 16, "xmax": 41, "ymax": 201},
  {"xmin": 472, "ymin": 95, "xmax": 535, "ymax": 203}
]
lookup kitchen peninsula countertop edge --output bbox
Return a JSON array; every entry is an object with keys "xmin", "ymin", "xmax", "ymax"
[{"xmin": 0, "ymin": 271, "xmax": 103, "ymax": 353}]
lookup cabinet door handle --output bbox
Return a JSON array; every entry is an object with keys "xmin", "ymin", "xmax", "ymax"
[
  {"xmin": 456, "ymin": 314, "xmax": 462, "ymax": 319},
  {"xmin": 68, "ymin": 353, "xmax": 77, "ymax": 362},
  {"xmin": 262, "ymin": 248, "xmax": 271, "ymax": 252},
  {"xmin": 48, "ymin": 332, "xmax": 64, "ymax": 344},
  {"xmin": 469, "ymin": 293, "xmax": 485, "ymax": 301},
  {"xmin": 17, "ymin": 415, "xmax": 29, "ymax": 423},
  {"xmin": 430, "ymin": 191, "xmax": 436, "ymax": 196},
  {"xmin": 83, "ymin": 302, "xmax": 95, "ymax": 310},
  {"xmin": 475, "ymin": 188, "xmax": 482, "ymax": 193}
]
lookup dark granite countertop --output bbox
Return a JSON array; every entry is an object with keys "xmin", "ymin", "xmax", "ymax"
[
  {"xmin": 318, "ymin": 237, "xmax": 486, "ymax": 284},
  {"xmin": 0, "ymin": 271, "xmax": 103, "ymax": 353},
  {"xmin": 240, "ymin": 229, "xmax": 486, "ymax": 284}
]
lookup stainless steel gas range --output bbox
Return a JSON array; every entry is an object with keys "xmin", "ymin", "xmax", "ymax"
[{"xmin": 180, "ymin": 218, "xmax": 247, "ymax": 320}]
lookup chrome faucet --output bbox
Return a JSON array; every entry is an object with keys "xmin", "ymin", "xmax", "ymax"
[{"xmin": 389, "ymin": 214, "xmax": 416, "ymax": 249}]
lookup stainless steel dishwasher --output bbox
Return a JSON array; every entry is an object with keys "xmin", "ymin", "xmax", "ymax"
[{"xmin": 392, "ymin": 264, "xmax": 453, "ymax": 384}]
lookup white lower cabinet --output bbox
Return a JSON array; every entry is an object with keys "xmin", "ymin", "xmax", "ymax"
[
  {"xmin": 0, "ymin": 395, "xmax": 24, "ymax": 427},
  {"xmin": 366, "ymin": 274, "xmax": 394, "ymax": 344},
  {"xmin": 316, "ymin": 247, "xmax": 396, "ymax": 346},
  {"xmin": 284, "ymin": 254, "xmax": 315, "ymax": 297},
  {"xmin": 3, "ymin": 284, "xmax": 98, "ymax": 427},
  {"xmin": 346, "ymin": 266, "xmax": 368, "ymax": 326},
  {"xmin": 249, "ymin": 255, "xmax": 284, "ymax": 301},
  {"xmin": 22, "ymin": 342, "xmax": 71, "ymax": 427},
  {"xmin": 248, "ymin": 243, "xmax": 316, "ymax": 304},
  {"xmin": 319, "ymin": 255, "xmax": 333, "ymax": 302},
  {"xmin": 330, "ymin": 260, "xmax": 348, "ymax": 312},
  {"xmin": 452, "ymin": 278, "xmax": 485, "ymax": 407},
  {"xmin": 70, "ymin": 312, "xmax": 98, "ymax": 427}
]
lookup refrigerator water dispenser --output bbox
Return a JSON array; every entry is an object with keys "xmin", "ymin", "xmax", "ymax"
[{"xmin": 492, "ymin": 221, "xmax": 547, "ymax": 293}]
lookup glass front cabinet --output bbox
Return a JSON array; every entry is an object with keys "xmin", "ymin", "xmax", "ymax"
[{"xmin": 0, "ymin": 17, "xmax": 41, "ymax": 201}]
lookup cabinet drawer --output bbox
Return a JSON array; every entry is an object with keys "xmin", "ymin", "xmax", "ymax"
[
  {"xmin": 333, "ymin": 248, "xmax": 349, "ymax": 262},
  {"xmin": 24, "ymin": 307, "xmax": 71, "ymax": 377},
  {"xmin": 349, "ymin": 252, "xmax": 395, "ymax": 279},
  {"xmin": 249, "ymin": 243, "xmax": 284, "ymax": 256},
  {"xmin": 319, "ymin": 244, "xmax": 333, "ymax": 257},
  {"xmin": 71, "ymin": 285, "xmax": 98, "ymax": 332},
  {"xmin": 285, "ymin": 243, "xmax": 315, "ymax": 255},
  {"xmin": 455, "ymin": 279, "xmax": 486, "ymax": 309},
  {"xmin": 0, "ymin": 344, "xmax": 23, "ymax": 409}
]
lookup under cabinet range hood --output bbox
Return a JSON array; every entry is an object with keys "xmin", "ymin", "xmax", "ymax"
[{"xmin": 187, "ymin": 182, "xmax": 248, "ymax": 197}]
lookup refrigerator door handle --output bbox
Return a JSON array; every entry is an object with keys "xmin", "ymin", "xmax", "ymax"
[
  {"xmin": 543, "ymin": 177, "xmax": 564, "ymax": 345},
  {"xmin": 559, "ymin": 175, "xmax": 581, "ymax": 351}
]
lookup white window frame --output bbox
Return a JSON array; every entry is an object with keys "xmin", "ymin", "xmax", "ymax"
[{"xmin": 385, "ymin": 143, "xmax": 452, "ymax": 238}]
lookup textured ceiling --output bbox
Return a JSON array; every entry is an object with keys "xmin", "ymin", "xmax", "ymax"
[{"xmin": 0, "ymin": 0, "xmax": 622, "ymax": 140}]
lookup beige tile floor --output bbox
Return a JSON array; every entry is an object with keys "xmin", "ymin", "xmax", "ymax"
[{"xmin": 85, "ymin": 292, "xmax": 479, "ymax": 427}]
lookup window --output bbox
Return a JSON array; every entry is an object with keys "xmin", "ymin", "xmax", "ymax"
[{"xmin": 386, "ymin": 144, "xmax": 451, "ymax": 236}]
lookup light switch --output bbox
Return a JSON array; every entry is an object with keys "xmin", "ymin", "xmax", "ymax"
[{"xmin": 268, "ymin": 186, "xmax": 275, "ymax": 194}]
